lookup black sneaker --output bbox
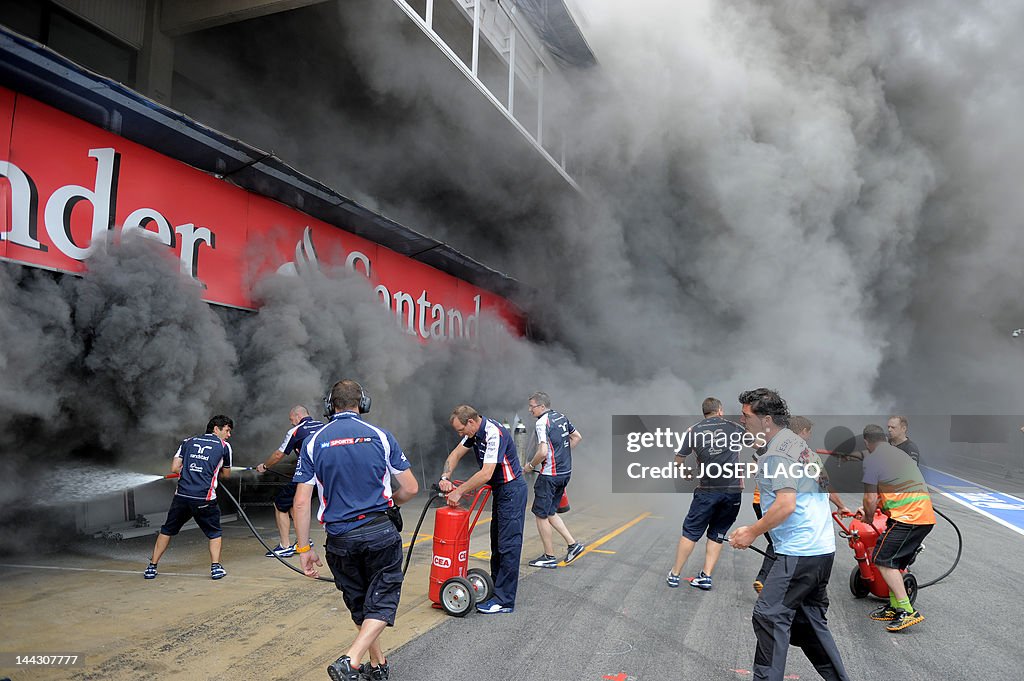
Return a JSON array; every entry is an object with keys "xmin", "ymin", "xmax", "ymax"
[
  {"xmin": 869, "ymin": 605, "xmax": 899, "ymax": 621},
  {"xmin": 327, "ymin": 655, "xmax": 360, "ymax": 681},
  {"xmin": 144, "ymin": 563, "xmax": 158, "ymax": 579},
  {"xmin": 528, "ymin": 554, "xmax": 558, "ymax": 568},
  {"xmin": 358, "ymin": 660, "xmax": 390, "ymax": 680},
  {"xmin": 886, "ymin": 609, "xmax": 924, "ymax": 632},
  {"xmin": 565, "ymin": 542, "xmax": 585, "ymax": 564}
]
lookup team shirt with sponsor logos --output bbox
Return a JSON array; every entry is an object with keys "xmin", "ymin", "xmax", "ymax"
[
  {"xmin": 460, "ymin": 417, "xmax": 522, "ymax": 486},
  {"xmin": 757, "ymin": 428, "xmax": 835, "ymax": 556},
  {"xmin": 862, "ymin": 441, "xmax": 935, "ymax": 525},
  {"xmin": 278, "ymin": 416, "xmax": 326, "ymax": 458},
  {"xmin": 534, "ymin": 410, "xmax": 576, "ymax": 476},
  {"xmin": 294, "ymin": 411, "xmax": 410, "ymax": 536},
  {"xmin": 173, "ymin": 433, "xmax": 232, "ymax": 501}
]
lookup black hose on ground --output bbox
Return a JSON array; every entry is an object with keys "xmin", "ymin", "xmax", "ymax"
[
  {"xmin": 916, "ymin": 506, "xmax": 963, "ymax": 589},
  {"xmin": 218, "ymin": 484, "xmax": 335, "ymax": 583}
]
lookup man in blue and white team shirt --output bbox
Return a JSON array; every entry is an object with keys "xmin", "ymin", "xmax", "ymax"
[
  {"xmin": 729, "ymin": 388, "xmax": 849, "ymax": 681},
  {"xmin": 293, "ymin": 380, "xmax": 418, "ymax": 681},
  {"xmin": 440, "ymin": 405, "xmax": 528, "ymax": 614},
  {"xmin": 144, "ymin": 415, "xmax": 233, "ymax": 581},
  {"xmin": 524, "ymin": 392, "xmax": 585, "ymax": 569},
  {"xmin": 255, "ymin": 405, "xmax": 324, "ymax": 558}
]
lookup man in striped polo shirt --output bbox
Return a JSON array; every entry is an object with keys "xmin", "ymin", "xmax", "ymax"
[{"xmin": 860, "ymin": 424, "xmax": 936, "ymax": 632}]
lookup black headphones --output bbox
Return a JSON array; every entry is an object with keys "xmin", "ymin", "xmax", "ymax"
[{"xmin": 323, "ymin": 381, "xmax": 372, "ymax": 417}]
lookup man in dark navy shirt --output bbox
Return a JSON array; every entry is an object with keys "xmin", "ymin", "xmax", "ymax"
[
  {"xmin": 666, "ymin": 397, "xmax": 745, "ymax": 591},
  {"xmin": 440, "ymin": 404, "xmax": 528, "ymax": 614},
  {"xmin": 293, "ymin": 380, "xmax": 418, "ymax": 681},
  {"xmin": 524, "ymin": 391, "xmax": 585, "ymax": 569},
  {"xmin": 256, "ymin": 405, "xmax": 324, "ymax": 557},
  {"xmin": 144, "ymin": 415, "xmax": 233, "ymax": 581},
  {"xmin": 887, "ymin": 416, "xmax": 922, "ymax": 466}
]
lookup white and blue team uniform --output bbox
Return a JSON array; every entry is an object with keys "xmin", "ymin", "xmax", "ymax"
[
  {"xmin": 531, "ymin": 409, "xmax": 576, "ymax": 520},
  {"xmin": 296, "ymin": 410, "xmax": 410, "ymax": 628},
  {"xmin": 460, "ymin": 416, "xmax": 528, "ymax": 608},
  {"xmin": 159, "ymin": 433, "xmax": 232, "ymax": 539},
  {"xmin": 294, "ymin": 411, "xmax": 410, "ymax": 536},
  {"xmin": 173, "ymin": 434, "xmax": 232, "ymax": 501},
  {"xmin": 272, "ymin": 416, "xmax": 325, "ymax": 513},
  {"xmin": 535, "ymin": 410, "xmax": 576, "ymax": 476}
]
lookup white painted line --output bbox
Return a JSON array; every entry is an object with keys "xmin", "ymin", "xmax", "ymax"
[
  {"xmin": 924, "ymin": 466, "xmax": 1024, "ymax": 504},
  {"xmin": 935, "ymin": 492, "xmax": 1024, "ymax": 538},
  {"xmin": 0, "ymin": 563, "xmax": 207, "ymax": 577}
]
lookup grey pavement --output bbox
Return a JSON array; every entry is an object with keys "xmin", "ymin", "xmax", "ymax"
[{"xmin": 390, "ymin": 494, "xmax": 1021, "ymax": 681}]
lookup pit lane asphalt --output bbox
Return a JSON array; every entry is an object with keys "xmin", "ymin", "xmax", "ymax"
[{"xmin": 389, "ymin": 493, "xmax": 1020, "ymax": 681}]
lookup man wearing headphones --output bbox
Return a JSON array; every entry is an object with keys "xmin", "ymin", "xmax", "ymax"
[
  {"xmin": 256, "ymin": 405, "xmax": 324, "ymax": 558},
  {"xmin": 144, "ymin": 415, "xmax": 233, "ymax": 581},
  {"xmin": 441, "ymin": 405, "xmax": 528, "ymax": 613},
  {"xmin": 293, "ymin": 380, "xmax": 419, "ymax": 681}
]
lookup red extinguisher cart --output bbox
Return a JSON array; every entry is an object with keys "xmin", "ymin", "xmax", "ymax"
[
  {"xmin": 429, "ymin": 482, "xmax": 495, "ymax": 617},
  {"xmin": 832, "ymin": 510, "xmax": 919, "ymax": 604}
]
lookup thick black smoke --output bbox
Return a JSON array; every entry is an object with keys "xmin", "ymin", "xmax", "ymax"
[{"xmin": 4, "ymin": 0, "xmax": 1023, "ymax": 533}]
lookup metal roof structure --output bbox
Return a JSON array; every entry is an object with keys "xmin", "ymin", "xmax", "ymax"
[
  {"xmin": 0, "ymin": 25, "xmax": 522, "ymax": 300},
  {"xmin": 511, "ymin": 0, "xmax": 596, "ymax": 69}
]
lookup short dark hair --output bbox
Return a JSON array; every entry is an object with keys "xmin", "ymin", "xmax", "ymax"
[
  {"xmin": 206, "ymin": 415, "xmax": 233, "ymax": 433},
  {"xmin": 737, "ymin": 388, "xmax": 789, "ymax": 427},
  {"xmin": 330, "ymin": 379, "xmax": 364, "ymax": 413},
  {"xmin": 863, "ymin": 424, "xmax": 887, "ymax": 443},
  {"xmin": 889, "ymin": 415, "xmax": 909, "ymax": 429},
  {"xmin": 450, "ymin": 404, "xmax": 480, "ymax": 425},
  {"xmin": 790, "ymin": 416, "xmax": 814, "ymax": 434},
  {"xmin": 529, "ymin": 392, "xmax": 551, "ymax": 408},
  {"xmin": 701, "ymin": 397, "xmax": 722, "ymax": 416}
]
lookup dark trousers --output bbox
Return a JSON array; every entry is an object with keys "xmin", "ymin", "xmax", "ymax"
[
  {"xmin": 489, "ymin": 478, "xmax": 528, "ymax": 606},
  {"xmin": 752, "ymin": 552, "xmax": 849, "ymax": 681},
  {"xmin": 752, "ymin": 502, "xmax": 776, "ymax": 583}
]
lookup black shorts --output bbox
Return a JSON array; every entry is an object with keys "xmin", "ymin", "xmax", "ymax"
[
  {"xmin": 325, "ymin": 519, "xmax": 404, "ymax": 626},
  {"xmin": 681, "ymin": 490, "xmax": 742, "ymax": 543},
  {"xmin": 160, "ymin": 495, "xmax": 222, "ymax": 539},
  {"xmin": 873, "ymin": 518, "xmax": 933, "ymax": 569},
  {"xmin": 274, "ymin": 481, "xmax": 298, "ymax": 513},
  {"xmin": 532, "ymin": 473, "xmax": 570, "ymax": 518}
]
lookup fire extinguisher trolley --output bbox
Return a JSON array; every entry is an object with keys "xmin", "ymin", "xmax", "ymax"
[
  {"xmin": 428, "ymin": 481, "xmax": 495, "ymax": 617},
  {"xmin": 832, "ymin": 509, "xmax": 919, "ymax": 603}
]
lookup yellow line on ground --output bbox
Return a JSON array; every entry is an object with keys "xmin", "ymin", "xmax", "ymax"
[
  {"xmin": 402, "ymin": 517, "xmax": 492, "ymax": 549},
  {"xmin": 557, "ymin": 512, "xmax": 651, "ymax": 566},
  {"xmin": 589, "ymin": 549, "xmax": 616, "ymax": 554}
]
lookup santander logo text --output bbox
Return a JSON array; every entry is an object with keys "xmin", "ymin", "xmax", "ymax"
[
  {"xmin": 1, "ymin": 148, "xmax": 214, "ymax": 285},
  {"xmin": 0, "ymin": 87, "xmax": 524, "ymax": 341}
]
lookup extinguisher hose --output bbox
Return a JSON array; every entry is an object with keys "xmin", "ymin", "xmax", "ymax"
[
  {"xmin": 403, "ymin": 489, "xmax": 446, "ymax": 576},
  {"xmin": 916, "ymin": 506, "xmax": 963, "ymax": 589},
  {"xmin": 218, "ymin": 483, "xmax": 335, "ymax": 583}
]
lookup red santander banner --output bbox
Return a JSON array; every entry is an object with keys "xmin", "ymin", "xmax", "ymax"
[{"xmin": 0, "ymin": 86, "xmax": 524, "ymax": 340}]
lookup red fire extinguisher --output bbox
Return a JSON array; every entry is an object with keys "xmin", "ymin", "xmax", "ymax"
[{"xmin": 430, "ymin": 483, "xmax": 495, "ymax": 617}]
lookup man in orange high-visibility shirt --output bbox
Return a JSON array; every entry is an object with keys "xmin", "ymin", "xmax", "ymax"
[{"xmin": 859, "ymin": 424, "xmax": 936, "ymax": 632}]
